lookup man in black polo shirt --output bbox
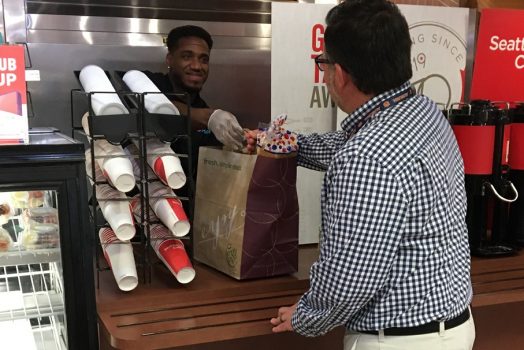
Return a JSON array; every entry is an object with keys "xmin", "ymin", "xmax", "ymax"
[{"xmin": 145, "ymin": 25, "xmax": 244, "ymax": 177}]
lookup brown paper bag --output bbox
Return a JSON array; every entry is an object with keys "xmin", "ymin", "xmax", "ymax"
[{"xmin": 194, "ymin": 147, "xmax": 299, "ymax": 280}]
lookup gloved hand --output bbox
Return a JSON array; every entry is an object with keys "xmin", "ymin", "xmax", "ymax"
[{"xmin": 207, "ymin": 109, "xmax": 244, "ymax": 150}]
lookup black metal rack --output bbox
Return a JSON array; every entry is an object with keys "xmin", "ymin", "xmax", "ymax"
[{"xmin": 70, "ymin": 73, "xmax": 194, "ymax": 287}]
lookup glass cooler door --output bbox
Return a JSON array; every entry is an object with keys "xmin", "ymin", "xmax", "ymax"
[{"xmin": 0, "ymin": 189, "xmax": 67, "ymax": 350}]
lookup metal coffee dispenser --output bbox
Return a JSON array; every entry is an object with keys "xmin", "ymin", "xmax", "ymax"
[
  {"xmin": 449, "ymin": 100, "xmax": 518, "ymax": 257},
  {"xmin": 508, "ymin": 103, "xmax": 524, "ymax": 245}
]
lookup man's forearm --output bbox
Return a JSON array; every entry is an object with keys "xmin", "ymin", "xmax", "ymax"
[{"xmin": 172, "ymin": 101, "xmax": 212, "ymax": 130}]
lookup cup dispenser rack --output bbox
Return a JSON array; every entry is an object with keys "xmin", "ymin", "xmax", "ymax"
[{"xmin": 70, "ymin": 70, "xmax": 195, "ymax": 288}]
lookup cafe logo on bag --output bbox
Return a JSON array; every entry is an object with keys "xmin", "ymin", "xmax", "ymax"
[{"xmin": 409, "ymin": 22, "xmax": 467, "ymax": 108}]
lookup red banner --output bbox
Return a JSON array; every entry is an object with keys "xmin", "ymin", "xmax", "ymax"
[
  {"xmin": 0, "ymin": 44, "xmax": 28, "ymax": 143},
  {"xmin": 470, "ymin": 9, "xmax": 524, "ymax": 102}
]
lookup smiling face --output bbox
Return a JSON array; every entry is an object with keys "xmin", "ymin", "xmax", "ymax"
[{"xmin": 166, "ymin": 36, "xmax": 210, "ymax": 92}]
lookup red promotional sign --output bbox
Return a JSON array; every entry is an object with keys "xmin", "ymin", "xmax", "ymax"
[
  {"xmin": 470, "ymin": 9, "xmax": 524, "ymax": 102},
  {"xmin": 0, "ymin": 44, "xmax": 28, "ymax": 143}
]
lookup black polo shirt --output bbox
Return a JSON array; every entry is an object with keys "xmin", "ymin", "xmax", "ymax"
[{"xmin": 143, "ymin": 71, "xmax": 220, "ymax": 180}]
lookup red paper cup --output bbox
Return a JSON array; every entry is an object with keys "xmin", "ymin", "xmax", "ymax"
[
  {"xmin": 148, "ymin": 182, "xmax": 190, "ymax": 237},
  {"xmin": 130, "ymin": 194, "xmax": 158, "ymax": 222},
  {"xmin": 150, "ymin": 225, "xmax": 195, "ymax": 284},
  {"xmin": 153, "ymin": 156, "xmax": 186, "ymax": 189}
]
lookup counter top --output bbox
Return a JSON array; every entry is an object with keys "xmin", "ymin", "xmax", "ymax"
[
  {"xmin": 97, "ymin": 245, "xmax": 524, "ymax": 349},
  {"xmin": 97, "ymin": 246, "xmax": 322, "ymax": 349},
  {"xmin": 471, "ymin": 249, "xmax": 524, "ymax": 307}
]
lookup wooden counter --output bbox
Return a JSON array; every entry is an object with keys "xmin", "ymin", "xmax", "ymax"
[
  {"xmin": 98, "ymin": 246, "xmax": 524, "ymax": 350},
  {"xmin": 470, "ymin": 251, "xmax": 524, "ymax": 350},
  {"xmin": 97, "ymin": 246, "xmax": 344, "ymax": 350}
]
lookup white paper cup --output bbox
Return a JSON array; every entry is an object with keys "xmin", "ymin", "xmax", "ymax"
[
  {"xmin": 96, "ymin": 101, "xmax": 128, "ymax": 116},
  {"xmin": 99, "ymin": 228, "xmax": 138, "ymax": 291},
  {"xmin": 150, "ymin": 225, "xmax": 195, "ymax": 284},
  {"xmin": 123, "ymin": 70, "xmax": 180, "ymax": 115},
  {"xmin": 101, "ymin": 157, "xmax": 136, "ymax": 193},
  {"xmin": 97, "ymin": 185, "xmax": 136, "ymax": 241},
  {"xmin": 152, "ymin": 103, "xmax": 179, "ymax": 115},
  {"xmin": 79, "ymin": 65, "xmax": 129, "ymax": 116},
  {"xmin": 94, "ymin": 141, "xmax": 135, "ymax": 192},
  {"xmin": 153, "ymin": 156, "xmax": 186, "ymax": 189},
  {"xmin": 103, "ymin": 205, "xmax": 135, "ymax": 241}
]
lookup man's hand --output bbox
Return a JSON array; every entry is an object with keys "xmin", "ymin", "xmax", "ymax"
[
  {"xmin": 270, "ymin": 303, "xmax": 297, "ymax": 333},
  {"xmin": 207, "ymin": 109, "xmax": 244, "ymax": 150}
]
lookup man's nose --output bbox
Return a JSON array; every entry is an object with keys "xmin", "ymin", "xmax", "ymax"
[{"xmin": 189, "ymin": 57, "xmax": 202, "ymax": 70}]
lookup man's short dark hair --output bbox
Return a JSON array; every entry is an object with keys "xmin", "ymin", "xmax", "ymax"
[
  {"xmin": 166, "ymin": 25, "xmax": 213, "ymax": 52},
  {"xmin": 324, "ymin": 0, "xmax": 412, "ymax": 95}
]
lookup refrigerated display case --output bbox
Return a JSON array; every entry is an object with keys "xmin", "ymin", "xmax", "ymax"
[{"xmin": 0, "ymin": 129, "xmax": 97, "ymax": 350}]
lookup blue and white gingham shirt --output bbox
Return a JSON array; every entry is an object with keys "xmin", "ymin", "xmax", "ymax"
[{"xmin": 292, "ymin": 82, "xmax": 472, "ymax": 336}]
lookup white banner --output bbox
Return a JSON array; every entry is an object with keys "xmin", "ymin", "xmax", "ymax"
[
  {"xmin": 272, "ymin": 3, "xmax": 471, "ymax": 243},
  {"xmin": 272, "ymin": 3, "xmax": 336, "ymax": 244}
]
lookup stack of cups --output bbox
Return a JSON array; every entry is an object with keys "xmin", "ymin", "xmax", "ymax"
[
  {"xmin": 95, "ymin": 184, "xmax": 135, "ymax": 241},
  {"xmin": 93, "ymin": 140, "xmax": 135, "ymax": 193},
  {"xmin": 85, "ymin": 151, "xmax": 135, "ymax": 240},
  {"xmin": 124, "ymin": 143, "xmax": 158, "ymax": 181},
  {"xmin": 79, "ymin": 65, "xmax": 129, "ymax": 116},
  {"xmin": 122, "ymin": 70, "xmax": 180, "ymax": 115},
  {"xmin": 99, "ymin": 228, "xmax": 138, "ymax": 291},
  {"xmin": 148, "ymin": 181, "xmax": 190, "ymax": 237},
  {"xmin": 82, "ymin": 114, "xmax": 135, "ymax": 193},
  {"xmin": 130, "ymin": 194, "xmax": 159, "ymax": 224},
  {"xmin": 85, "ymin": 149, "xmax": 115, "ymax": 186},
  {"xmin": 132, "ymin": 139, "xmax": 186, "ymax": 189},
  {"xmin": 149, "ymin": 224, "xmax": 195, "ymax": 284}
]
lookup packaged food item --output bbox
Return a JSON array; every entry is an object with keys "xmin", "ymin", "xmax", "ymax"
[
  {"xmin": 0, "ymin": 202, "xmax": 11, "ymax": 225},
  {"xmin": 10, "ymin": 191, "xmax": 29, "ymax": 208},
  {"xmin": 0, "ymin": 203, "xmax": 10, "ymax": 216},
  {"xmin": 0, "ymin": 227, "xmax": 13, "ymax": 252},
  {"xmin": 21, "ymin": 223, "xmax": 59, "ymax": 250},
  {"xmin": 257, "ymin": 114, "xmax": 299, "ymax": 158},
  {"xmin": 10, "ymin": 191, "xmax": 45, "ymax": 208},
  {"xmin": 23, "ymin": 207, "xmax": 59, "ymax": 226}
]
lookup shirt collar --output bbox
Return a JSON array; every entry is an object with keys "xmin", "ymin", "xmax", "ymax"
[{"xmin": 340, "ymin": 81, "xmax": 413, "ymax": 134}]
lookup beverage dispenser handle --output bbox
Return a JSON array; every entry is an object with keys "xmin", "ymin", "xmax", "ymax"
[
  {"xmin": 448, "ymin": 102, "xmax": 471, "ymax": 120},
  {"xmin": 491, "ymin": 101, "xmax": 511, "ymax": 111},
  {"xmin": 484, "ymin": 181, "xmax": 519, "ymax": 203}
]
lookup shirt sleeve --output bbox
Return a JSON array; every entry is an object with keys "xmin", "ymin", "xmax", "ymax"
[
  {"xmin": 291, "ymin": 155, "xmax": 407, "ymax": 337},
  {"xmin": 297, "ymin": 131, "xmax": 348, "ymax": 171}
]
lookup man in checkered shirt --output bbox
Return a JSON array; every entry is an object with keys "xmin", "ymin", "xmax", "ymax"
[{"xmin": 264, "ymin": 1, "xmax": 475, "ymax": 349}]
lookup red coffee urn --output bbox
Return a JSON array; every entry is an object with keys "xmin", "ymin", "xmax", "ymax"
[
  {"xmin": 508, "ymin": 103, "xmax": 524, "ymax": 245},
  {"xmin": 449, "ymin": 100, "xmax": 517, "ymax": 257}
]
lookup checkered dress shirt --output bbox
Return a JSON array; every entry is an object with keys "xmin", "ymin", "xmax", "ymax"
[{"xmin": 292, "ymin": 82, "xmax": 472, "ymax": 336}]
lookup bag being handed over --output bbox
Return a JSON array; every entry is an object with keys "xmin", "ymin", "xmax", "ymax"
[{"xmin": 194, "ymin": 116, "xmax": 299, "ymax": 280}]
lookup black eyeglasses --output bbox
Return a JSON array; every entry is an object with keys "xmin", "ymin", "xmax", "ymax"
[{"xmin": 314, "ymin": 54, "xmax": 333, "ymax": 71}]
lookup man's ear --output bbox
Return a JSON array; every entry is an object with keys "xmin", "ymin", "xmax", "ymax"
[
  {"xmin": 166, "ymin": 52, "xmax": 173, "ymax": 67},
  {"xmin": 334, "ymin": 63, "xmax": 350, "ymax": 91}
]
